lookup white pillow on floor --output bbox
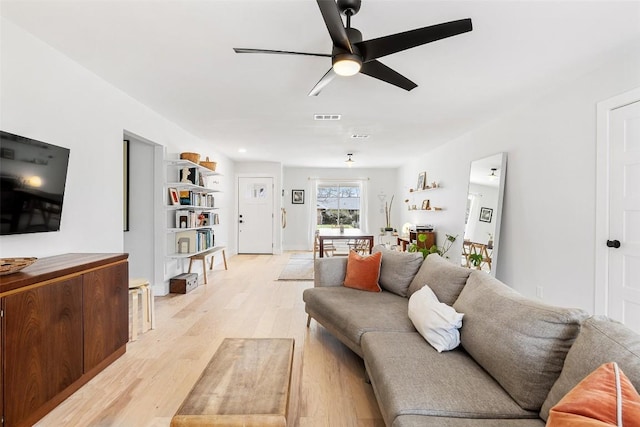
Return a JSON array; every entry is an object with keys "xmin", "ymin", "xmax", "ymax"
[{"xmin": 408, "ymin": 285, "xmax": 464, "ymax": 352}]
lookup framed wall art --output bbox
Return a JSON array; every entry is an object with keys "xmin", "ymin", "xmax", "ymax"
[
  {"xmin": 292, "ymin": 189, "xmax": 304, "ymax": 204},
  {"xmin": 479, "ymin": 207, "xmax": 493, "ymax": 223},
  {"xmin": 417, "ymin": 172, "xmax": 426, "ymax": 190}
]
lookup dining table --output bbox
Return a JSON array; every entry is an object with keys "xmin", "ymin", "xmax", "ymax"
[{"xmin": 317, "ymin": 228, "xmax": 374, "ymax": 258}]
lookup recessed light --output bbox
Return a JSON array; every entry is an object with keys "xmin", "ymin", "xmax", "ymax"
[
  {"xmin": 238, "ymin": 148, "xmax": 247, "ymax": 153},
  {"xmin": 314, "ymin": 114, "xmax": 341, "ymax": 121}
]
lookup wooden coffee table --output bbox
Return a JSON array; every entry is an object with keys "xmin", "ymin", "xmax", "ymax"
[{"xmin": 171, "ymin": 338, "xmax": 295, "ymax": 427}]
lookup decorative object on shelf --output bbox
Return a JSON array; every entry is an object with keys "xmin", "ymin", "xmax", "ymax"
[
  {"xmin": 408, "ymin": 234, "xmax": 457, "ymax": 259},
  {"xmin": 417, "ymin": 172, "xmax": 426, "ymax": 191},
  {"xmin": 431, "ymin": 181, "xmax": 438, "ymax": 188},
  {"xmin": 422, "ymin": 199, "xmax": 430, "ymax": 210},
  {"xmin": 168, "ymin": 187, "xmax": 180, "ymax": 205},
  {"xmin": 0, "ymin": 257, "xmax": 37, "ymax": 275},
  {"xmin": 384, "ymin": 195, "xmax": 395, "ymax": 231},
  {"xmin": 200, "ymin": 156, "xmax": 217, "ymax": 171},
  {"xmin": 292, "ymin": 189, "xmax": 304, "ymax": 204},
  {"xmin": 181, "ymin": 167, "xmax": 191, "ymax": 183},
  {"xmin": 479, "ymin": 207, "xmax": 493, "ymax": 223},
  {"xmin": 180, "ymin": 152, "xmax": 200, "ymax": 163}
]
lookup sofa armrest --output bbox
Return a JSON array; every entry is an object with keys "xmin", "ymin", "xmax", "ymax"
[{"xmin": 314, "ymin": 257, "xmax": 347, "ymax": 287}]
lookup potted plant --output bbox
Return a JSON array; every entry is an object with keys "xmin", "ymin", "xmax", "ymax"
[
  {"xmin": 468, "ymin": 253, "xmax": 483, "ymax": 269},
  {"xmin": 384, "ymin": 195, "xmax": 394, "ymax": 231},
  {"xmin": 408, "ymin": 234, "xmax": 457, "ymax": 259}
]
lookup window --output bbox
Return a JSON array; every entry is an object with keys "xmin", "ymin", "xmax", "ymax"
[{"xmin": 316, "ymin": 182, "xmax": 361, "ymax": 228}]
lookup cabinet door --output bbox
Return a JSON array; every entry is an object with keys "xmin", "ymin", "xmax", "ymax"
[
  {"xmin": 4, "ymin": 277, "xmax": 83, "ymax": 426},
  {"xmin": 409, "ymin": 231, "xmax": 435, "ymax": 249},
  {"xmin": 83, "ymin": 262, "xmax": 129, "ymax": 372},
  {"xmin": 1, "ymin": 298, "xmax": 3, "ymax": 425}
]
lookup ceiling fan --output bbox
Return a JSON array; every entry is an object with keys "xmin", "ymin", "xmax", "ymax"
[{"xmin": 233, "ymin": 0, "xmax": 472, "ymax": 96}]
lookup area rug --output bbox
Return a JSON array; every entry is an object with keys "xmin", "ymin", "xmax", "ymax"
[{"xmin": 277, "ymin": 254, "xmax": 314, "ymax": 281}]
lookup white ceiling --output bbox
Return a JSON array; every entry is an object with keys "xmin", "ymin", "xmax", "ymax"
[{"xmin": 2, "ymin": 1, "xmax": 639, "ymax": 168}]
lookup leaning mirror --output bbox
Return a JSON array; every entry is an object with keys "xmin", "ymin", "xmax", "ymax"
[{"xmin": 462, "ymin": 153, "xmax": 507, "ymax": 276}]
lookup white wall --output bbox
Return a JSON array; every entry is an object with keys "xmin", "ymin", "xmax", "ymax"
[
  {"xmin": 283, "ymin": 167, "xmax": 398, "ymax": 251},
  {"xmin": 0, "ymin": 19, "xmax": 235, "ymax": 293},
  {"xmin": 399, "ymin": 38, "xmax": 640, "ymax": 313}
]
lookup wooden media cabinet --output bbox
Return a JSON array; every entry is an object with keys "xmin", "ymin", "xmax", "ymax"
[{"xmin": 0, "ymin": 253, "xmax": 129, "ymax": 427}]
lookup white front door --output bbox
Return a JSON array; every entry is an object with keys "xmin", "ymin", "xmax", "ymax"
[
  {"xmin": 607, "ymin": 100, "xmax": 640, "ymax": 333},
  {"xmin": 238, "ymin": 177, "xmax": 274, "ymax": 254}
]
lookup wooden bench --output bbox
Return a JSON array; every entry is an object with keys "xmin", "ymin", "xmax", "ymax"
[
  {"xmin": 171, "ymin": 338, "xmax": 295, "ymax": 427},
  {"xmin": 187, "ymin": 246, "xmax": 227, "ymax": 284}
]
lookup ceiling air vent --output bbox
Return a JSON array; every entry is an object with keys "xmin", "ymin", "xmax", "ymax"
[{"xmin": 314, "ymin": 114, "xmax": 341, "ymax": 121}]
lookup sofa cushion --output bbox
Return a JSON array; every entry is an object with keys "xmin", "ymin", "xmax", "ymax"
[
  {"xmin": 407, "ymin": 254, "xmax": 471, "ymax": 304},
  {"xmin": 540, "ymin": 316, "xmax": 640, "ymax": 421},
  {"xmin": 361, "ymin": 332, "xmax": 539, "ymax": 427},
  {"xmin": 393, "ymin": 415, "xmax": 545, "ymax": 427},
  {"xmin": 408, "ymin": 286, "xmax": 463, "ymax": 352},
  {"xmin": 372, "ymin": 245, "xmax": 424, "ymax": 297},
  {"xmin": 453, "ymin": 271, "xmax": 589, "ymax": 411},
  {"xmin": 546, "ymin": 362, "xmax": 640, "ymax": 426},
  {"xmin": 302, "ymin": 287, "xmax": 415, "ymax": 354},
  {"xmin": 343, "ymin": 250, "xmax": 382, "ymax": 292},
  {"xmin": 314, "ymin": 257, "xmax": 347, "ymax": 287}
]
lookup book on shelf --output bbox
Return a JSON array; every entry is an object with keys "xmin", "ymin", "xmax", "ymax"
[
  {"xmin": 175, "ymin": 229, "xmax": 214, "ymax": 254},
  {"xmin": 179, "ymin": 190, "xmax": 191, "ymax": 205},
  {"xmin": 175, "ymin": 211, "xmax": 210, "ymax": 228},
  {"xmin": 178, "ymin": 190, "xmax": 215, "ymax": 207}
]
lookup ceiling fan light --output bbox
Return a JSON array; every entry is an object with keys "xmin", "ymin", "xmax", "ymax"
[{"xmin": 332, "ymin": 54, "xmax": 362, "ymax": 76}]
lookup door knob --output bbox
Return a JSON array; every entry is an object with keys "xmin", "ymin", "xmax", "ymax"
[{"xmin": 606, "ymin": 240, "xmax": 621, "ymax": 248}]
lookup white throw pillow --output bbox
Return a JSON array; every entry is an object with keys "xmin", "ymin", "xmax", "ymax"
[{"xmin": 408, "ymin": 285, "xmax": 464, "ymax": 352}]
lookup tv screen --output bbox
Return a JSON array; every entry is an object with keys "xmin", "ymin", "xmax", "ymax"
[{"xmin": 0, "ymin": 131, "xmax": 70, "ymax": 235}]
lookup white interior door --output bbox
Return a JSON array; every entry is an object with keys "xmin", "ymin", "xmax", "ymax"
[
  {"xmin": 607, "ymin": 100, "xmax": 640, "ymax": 333},
  {"xmin": 238, "ymin": 177, "xmax": 274, "ymax": 254}
]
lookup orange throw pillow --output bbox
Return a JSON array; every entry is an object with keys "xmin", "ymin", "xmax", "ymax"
[
  {"xmin": 343, "ymin": 250, "xmax": 382, "ymax": 292},
  {"xmin": 548, "ymin": 362, "xmax": 640, "ymax": 427}
]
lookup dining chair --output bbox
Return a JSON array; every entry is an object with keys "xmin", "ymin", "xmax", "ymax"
[
  {"xmin": 349, "ymin": 238, "xmax": 371, "ymax": 255},
  {"xmin": 313, "ymin": 230, "xmax": 336, "ymax": 259}
]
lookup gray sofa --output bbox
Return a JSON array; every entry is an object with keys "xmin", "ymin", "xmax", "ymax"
[{"xmin": 303, "ymin": 249, "xmax": 640, "ymax": 426}]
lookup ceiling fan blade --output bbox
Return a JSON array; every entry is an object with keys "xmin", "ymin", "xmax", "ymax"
[
  {"xmin": 308, "ymin": 68, "xmax": 337, "ymax": 96},
  {"xmin": 356, "ymin": 18, "xmax": 472, "ymax": 62},
  {"xmin": 316, "ymin": 0, "xmax": 353, "ymax": 53},
  {"xmin": 233, "ymin": 48, "xmax": 331, "ymax": 57},
  {"xmin": 360, "ymin": 60, "xmax": 417, "ymax": 91}
]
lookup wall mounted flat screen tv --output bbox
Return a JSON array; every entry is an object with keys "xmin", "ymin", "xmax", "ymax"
[{"xmin": 0, "ymin": 131, "xmax": 70, "ymax": 235}]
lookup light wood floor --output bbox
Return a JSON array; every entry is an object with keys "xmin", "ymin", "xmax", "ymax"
[{"xmin": 34, "ymin": 253, "xmax": 384, "ymax": 427}]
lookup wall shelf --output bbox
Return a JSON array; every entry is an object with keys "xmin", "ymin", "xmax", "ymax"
[{"xmin": 165, "ymin": 158, "xmax": 222, "ymax": 259}]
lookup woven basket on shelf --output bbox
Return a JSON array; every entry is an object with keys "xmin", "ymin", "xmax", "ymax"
[
  {"xmin": 180, "ymin": 152, "xmax": 200, "ymax": 164},
  {"xmin": 200, "ymin": 157, "xmax": 217, "ymax": 171},
  {"xmin": 0, "ymin": 257, "xmax": 37, "ymax": 275}
]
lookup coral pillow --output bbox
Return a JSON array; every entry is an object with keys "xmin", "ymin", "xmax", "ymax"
[
  {"xmin": 343, "ymin": 250, "xmax": 382, "ymax": 292},
  {"xmin": 548, "ymin": 362, "xmax": 640, "ymax": 426}
]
